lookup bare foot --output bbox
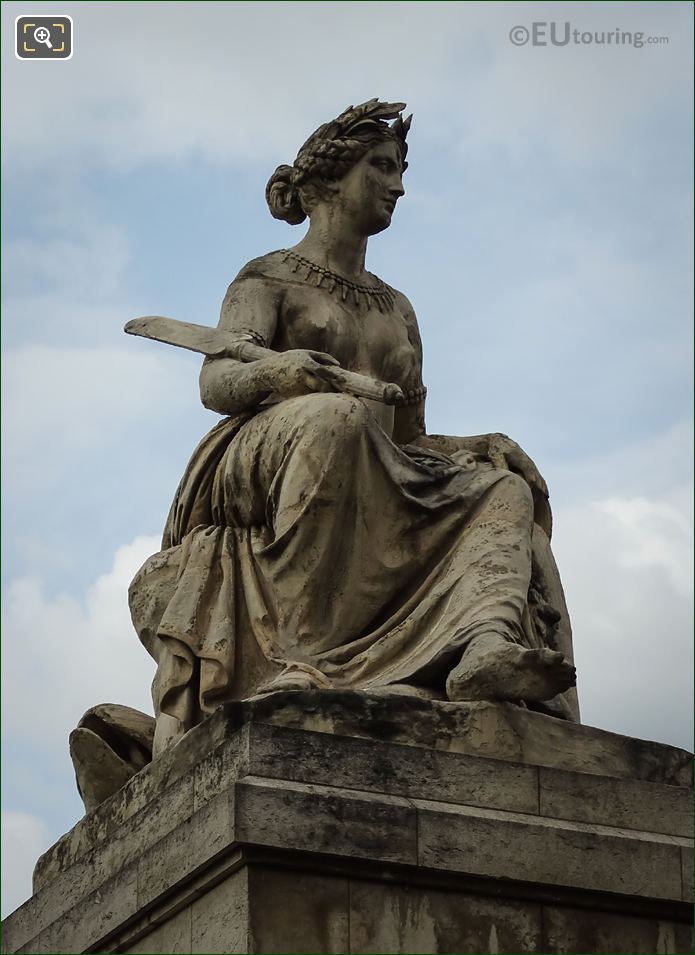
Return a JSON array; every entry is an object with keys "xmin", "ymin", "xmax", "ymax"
[
  {"xmin": 254, "ymin": 671, "xmax": 318, "ymax": 695},
  {"xmin": 446, "ymin": 633, "xmax": 576, "ymax": 703},
  {"xmin": 254, "ymin": 664, "xmax": 333, "ymax": 696}
]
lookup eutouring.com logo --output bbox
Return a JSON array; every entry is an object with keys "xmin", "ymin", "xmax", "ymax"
[{"xmin": 509, "ymin": 22, "xmax": 669, "ymax": 49}]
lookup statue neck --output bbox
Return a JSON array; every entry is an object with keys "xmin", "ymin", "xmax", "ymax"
[{"xmin": 293, "ymin": 211, "xmax": 368, "ymax": 280}]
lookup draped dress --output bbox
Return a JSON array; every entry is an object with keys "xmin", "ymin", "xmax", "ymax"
[{"xmin": 128, "ymin": 252, "xmax": 578, "ymax": 743}]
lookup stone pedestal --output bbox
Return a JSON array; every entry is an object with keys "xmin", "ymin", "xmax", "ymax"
[{"xmin": 2, "ymin": 692, "xmax": 693, "ymax": 954}]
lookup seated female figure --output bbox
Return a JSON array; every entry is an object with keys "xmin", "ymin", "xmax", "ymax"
[{"xmin": 128, "ymin": 100, "xmax": 577, "ymax": 758}]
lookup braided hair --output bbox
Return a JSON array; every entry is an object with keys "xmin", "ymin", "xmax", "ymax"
[{"xmin": 266, "ymin": 99, "xmax": 411, "ymax": 225}]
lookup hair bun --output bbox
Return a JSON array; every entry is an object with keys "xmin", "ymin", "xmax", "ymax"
[{"xmin": 265, "ymin": 165, "xmax": 306, "ymax": 225}]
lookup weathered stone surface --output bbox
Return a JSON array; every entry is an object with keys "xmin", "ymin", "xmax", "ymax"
[
  {"xmin": 190, "ymin": 869, "xmax": 248, "ymax": 954},
  {"xmin": 247, "ymin": 867, "xmax": 349, "ymax": 954},
  {"xmin": 348, "ymin": 881, "xmax": 543, "ymax": 954},
  {"xmin": 31, "ymin": 692, "xmax": 693, "ymax": 901},
  {"xmin": 4, "ymin": 718, "xmax": 691, "ymax": 954},
  {"xmin": 34, "ymin": 724, "xmax": 247, "ymax": 892},
  {"xmin": 225, "ymin": 691, "xmax": 692, "ymax": 786},
  {"xmin": 14, "ymin": 864, "xmax": 138, "ymax": 955},
  {"xmin": 121, "ymin": 866, "xmax": 695, "ymax": 955},
  {"xmin": 193, "ymin": 730, "xmax": 249, "ymax": 812},
  {"xmin": 136, "ymin": 788, "xmax": 235, "ymax": 909},
  {"xmin": 543, "ymin": 905, "xmax": 694, "ymax": 954},
  {"xmin": 417, "ymin": 799, "xmax": 687, "ymax": 899},
  {"xmin": 245, "ymin": 721, "xmax": 540, "ymax": 814},
  {"xmin": 25, "ymin": 768, "xmax": 194, "ymax": 937},
  {"xmin": 235, "ymin": 777, "xmax": 417, "ymax": 866},
  {"xmin": 128, "ymin": 908, "xmax": 192, "ymax": 954},
  {"xmin": 539, "ymin": 764, "xmax": 694, "ymax": 837},
  {"xmin": 682, "ymin": 845, "xmax": 693, "ymax": 902}
]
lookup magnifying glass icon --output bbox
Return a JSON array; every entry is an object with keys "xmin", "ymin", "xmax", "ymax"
[{"xmin": 34, "ymin": 26, "xmax": 53, "ymax": 49}]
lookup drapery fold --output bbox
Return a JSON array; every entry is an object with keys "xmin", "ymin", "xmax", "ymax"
[{"xmin": 129, "ymin": 395, "xmax": 578, "ymax": 737}]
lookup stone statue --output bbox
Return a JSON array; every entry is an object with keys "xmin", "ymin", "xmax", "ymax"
[{"xmin": 71, "ymin": 99, "xmax": 578, "ymax": 810}]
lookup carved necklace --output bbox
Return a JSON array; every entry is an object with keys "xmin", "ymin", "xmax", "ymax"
[{"xmin": 281, "ymin": 248, "xmax": 396, "ymax": 312}]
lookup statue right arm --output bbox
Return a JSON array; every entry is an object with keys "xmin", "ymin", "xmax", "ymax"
[
  {"xmin": 199, "ymin": 273, "xmax": 279, "ymax": 414},
  {"xmin": 199, "ymin": 273, "xmax": 342, "ymax": 414}
]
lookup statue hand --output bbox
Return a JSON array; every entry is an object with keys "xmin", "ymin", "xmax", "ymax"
[
  {"xmin": 486, "ymin": 433, "xmax": 549, "ymax": 499},
  {"xmin": 261, "ymin": 349, "xmax": 343, "ymax": 398}
]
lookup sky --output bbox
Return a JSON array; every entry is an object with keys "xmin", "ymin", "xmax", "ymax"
[{"xmin": 2, "ymin": 0, "xmax": 693, "ymax": 917}]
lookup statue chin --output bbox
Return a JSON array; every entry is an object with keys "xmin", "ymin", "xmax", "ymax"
[{"xmin": 365, "ymin": 212, "xmax": 394, "ymax": 235}]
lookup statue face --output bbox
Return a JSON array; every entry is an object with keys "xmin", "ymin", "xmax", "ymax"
[{"xmin": 331, "ymin": 140, "xmax": 405, "ymax": 236}]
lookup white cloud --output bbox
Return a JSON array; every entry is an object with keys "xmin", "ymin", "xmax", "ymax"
[
  {"xmin": 3, "ymin": 342, "xmax": 202, "ymax": 500},
  {"xmin": 548, "ymin": 420, "xmax": 693, "ymax": 504},
  {"xmin": 1, "ymin": 811, "xmax": 52, "ymax": 917},
  {"xmin": 553, "ymin": 482, "xmax": 693, "ymax": 749},
  {"xmin": 2, "ymin": 2, "xmax": 690, "ymax": 172},
  {"xmin": 4, "ymin": 343, "xmax": 188, "ymax": 443},
  {"xmin": 6, "ymin": 224, "xmax": 129, "ymax": 302},
  {"xmin": 452, "ymin": 3, "xmax": 691, "ymax": 162},
  {"xmin": 1, "ymin": 535, "xmax": 161, "ymax": 917},
  {"xmin": 2, "ymin": 180, "xmax": 137, "ymax": 346},
  {"xmin": 2, "ymin": 535, "xmax": 159, "ymax": 753},
  {"xmin": 597, "ymin": 493, "xmax": 693, "ymax": 598}
]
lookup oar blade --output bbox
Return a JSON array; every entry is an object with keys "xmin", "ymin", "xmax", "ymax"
[{"xmin": 124, "ymin": 316, "xmax": 229, "ymax": 357}]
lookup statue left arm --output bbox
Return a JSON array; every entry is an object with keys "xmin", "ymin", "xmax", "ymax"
[
  {"xmin": 391, "ymin": 292, "xmax": 427, "ymax": 445},
  {"xmin": 418, "ymin": 432, "xmax": 548, "ymax": 498},
  {"xmin": 418, "ymin": 431, "xmax": 553, "ymax": 537}
]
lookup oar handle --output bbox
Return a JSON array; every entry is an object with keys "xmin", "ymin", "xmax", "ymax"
[{"xmin": 228, "ymin": 340, "xmax": 403, "ymax": 405}]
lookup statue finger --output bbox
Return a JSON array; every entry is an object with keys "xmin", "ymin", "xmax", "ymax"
[
  {"xmin": 307, "ymin": 369, "xmax": 339, "ymax": 393},
  {"xmin": 309, "ymin": 350, "xmax": 341, "ymax": 367},
  {"xmin": 488, "ymin": 451, "xmax": 508, "ymax": 470}
]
